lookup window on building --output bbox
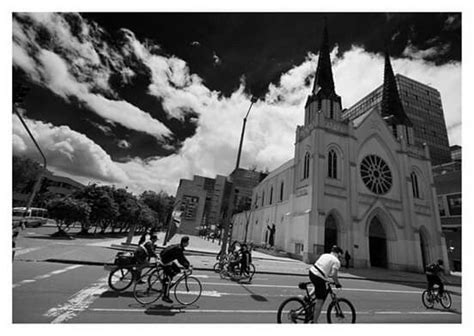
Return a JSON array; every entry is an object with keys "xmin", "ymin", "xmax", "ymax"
[
  {"xmin": 303, "ymin": 152, "xmax": 311, "ymax": 180},
  {"xmin": 328, "ymin": 149, "xmax": 337, "ymax": 179},
  {"xmin": 318, "ymin": 99, "xmax": 322, "ymax": 111},
  {"xmin": 392, "ymin": 125, "xmax": 398, "ymax": 139},
  {"xmin": 280, "ymin": 182, "xmax": 284, "ymax": 201},
  {"xmin": 438, "ymin": 196, "xmax": 446, "ymax": 217},
  {"xmin": 330, "ymin": 101, "xmax": 334, "ymax": 119},
  {"xmin": 411, "ymin": 172, "xmax": 420, "ymax": 199},
  {"xmin": 270, "ymin": 186, "xmax": 273, "ymax": 205},
  {"xmin": 447, "ymin": 194, "xmax": 461, "ymax": 216},
  {"xmin": 295, "ymin": 243, "xmax": 304, "ymax": 255},
  {"xmin": 261, "ymin": 191, "xmax": 265, "ymax": 207}
]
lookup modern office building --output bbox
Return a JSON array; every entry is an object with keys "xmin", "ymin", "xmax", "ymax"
[
  {"xmin": 432, "ymin": 146, "xmax": 462, "ymax": 271},
  {"xmin": 232, "ymin": 22, "xmax": 449, "ymax": 272},
  {"xmin": 342, "ymin": 74, "xmax": 451, "ymax": 166},
  {"xmin": 175, "ymin": 168, "xmax": 266, "ymax": 236}
]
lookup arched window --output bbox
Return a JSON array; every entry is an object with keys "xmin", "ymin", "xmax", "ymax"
[
  {"xmin": 328, "ymin": 149, "xmax": 337, "ymax": 179},
  {"xmin": 318, "ymin": 99, "xmax": 322, "ymax": 111},
  {"xmin": 411, "ymin": 172, "xmax": 420, "ymax": 199},
  {"xmin": 270, "ymin": 186, "xmax": 273, "ymax": 205},
  {"xmin": 262, "ymin": 191, "xmax": 265, "ymax": 206},
  {"xmin": 303, "ymin": 152, "xmax": 311, "ymax": 179},
  {"xmin": 330, "ymin": 101, "xmax": 334, "ymax": 119},
  {"xmin": 280, "ymin": 181, "xmax": 284, "ymax": 201}
]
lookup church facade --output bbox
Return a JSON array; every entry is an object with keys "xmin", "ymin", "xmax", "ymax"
[{"xmin": 231, "ymin": 24, "xmax": 449, "ymax": 272}]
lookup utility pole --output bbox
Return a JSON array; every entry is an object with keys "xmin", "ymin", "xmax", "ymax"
[
  {"xmin": 13, "ymin": 83, "xmax": 47, "ymax": 214},
  {"xmin": 235, "ymin": 97, "xmax": 257, "ymax": 170}
]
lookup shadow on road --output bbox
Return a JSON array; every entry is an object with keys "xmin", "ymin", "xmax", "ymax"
[
  {"xmin": 99, "ymin": 290, "xmax": 135, "ymax": 298},
  {"xmin": 238, "ymin": 283, "xmax": 268, "ymax": 302},
  {"xmin": 143, "ymin": 303, "xmax": 187, "ymax": 316},
  {"xmin": 426, "ymin": 306, "xmax": 462, "ymax": 315}
]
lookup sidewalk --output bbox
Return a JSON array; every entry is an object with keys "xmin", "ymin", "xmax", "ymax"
[{"xmin": 15, "ymin": 231, "xmax": 461, "ymax": 292}]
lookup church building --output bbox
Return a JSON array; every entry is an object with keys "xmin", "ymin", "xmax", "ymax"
[{"xmin": 231, "ymin": 23, "xmax": 449, "ymax": 272}]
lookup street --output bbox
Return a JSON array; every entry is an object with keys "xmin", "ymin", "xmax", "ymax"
[{"xmin": 12, "ymin": 227, "xmax": 462, "ymax": 323}]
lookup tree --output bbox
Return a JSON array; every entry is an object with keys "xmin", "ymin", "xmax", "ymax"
[
  {"xmin": 46, "ymin": 197, "xmax": 90, "ymax": 236},
  {"xmin": 72, "ymin": 184, "xmax": 118, "ymax": 235},
  {"xmin": 13, "ymin": 155, "xmax": 42, "ymax": 194},
  {"xmin": 139, "ymin": 190, "xmax": 174, "ymax": 229},
  {"xmin": 112, "ymin": 187, "xmax": 140, "ymax": 233}
]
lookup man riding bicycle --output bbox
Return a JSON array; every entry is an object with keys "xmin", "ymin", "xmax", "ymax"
[
  {"xmin": 308, "ymin": 245, "xmax": 343, "ymax": 323},
  {"xmin": 159, "ymin": 236, "xmax": 191, "ymax": 303},
  {"xmin": 425, "ymin": 259, "xmax": 446, "ymax": 296},
  {"xmin": 133, "ymin": 234, "xmax": 158, "ymax": 282}
]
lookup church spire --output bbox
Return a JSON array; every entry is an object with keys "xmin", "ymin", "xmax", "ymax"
[
  {"xmin": 312, "ymin": 18, "xmax": 336, "ymax": 96},
  {"xmin": 381, "ymin": 50, "xmax": 412, "ymax": 126}
]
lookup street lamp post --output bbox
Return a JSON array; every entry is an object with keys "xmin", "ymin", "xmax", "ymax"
[
  {"xmin": 235, "ymin": 97, "xmax": 257, "ymax": 170},
  {"xmin": 13, "ymin": 83, "xmax": 47, "ymax": 214}
]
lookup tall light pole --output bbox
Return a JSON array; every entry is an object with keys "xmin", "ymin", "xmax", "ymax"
[
  {"xmin": 13, "ymin": 83, "xmax": 47, "ymax": 213},
  {"xmin": 235, "ymin": 96, "xmax": 257, "ymax": 170}
]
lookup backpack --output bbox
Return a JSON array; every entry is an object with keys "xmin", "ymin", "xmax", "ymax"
[{"xmin": 426, "ymin": 263, "xmax": 438, "ymax": 273}]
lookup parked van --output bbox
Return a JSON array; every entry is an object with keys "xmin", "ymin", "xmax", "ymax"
[{"xmin": 12, "ymin": 207, "xmax": 49, "ymax": 227}]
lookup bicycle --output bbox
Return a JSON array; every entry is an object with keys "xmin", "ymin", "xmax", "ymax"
[
  {"xmin": 422, "ymin": 285, "xmax": 452, "ymax": 309},
  {"xmin": 105, "ymin": 253, "xmax": 158, "ymax": 292},
  {"xmin": 133, "ymin": 267, "xmax": 202, "ymax": 306},
  {"xmin": 219, "ymin": 262, "xmax": 256, "ymax": 281},
  {"xmin": 277, "ymin": 281, "xmax": 356, "ymax": 323},
  {"xmin": 213, "ymin": 253, "xmax": 230, "ymax": 273}
]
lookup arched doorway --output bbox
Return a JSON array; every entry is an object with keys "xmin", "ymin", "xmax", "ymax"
[
  {"xmin": 369, "ymin": 216, "xmax": 388, "ymax": 268},
  {"xmin": 324, "ymin": 214, "xmax": 338, "ymax": 253},
  {"xmin": 419, "ymin": 230, "xmax": 430, "ymax": 271}
]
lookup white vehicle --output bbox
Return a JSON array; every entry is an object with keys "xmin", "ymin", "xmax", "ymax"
[{"xmin": 12, "ymin": 207, "xmax": 49, "ymax": 228}]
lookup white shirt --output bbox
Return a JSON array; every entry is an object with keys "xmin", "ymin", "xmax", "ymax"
[{"xmin": 310, "ymin": 253, "xmax": 341, "ymax": 281}]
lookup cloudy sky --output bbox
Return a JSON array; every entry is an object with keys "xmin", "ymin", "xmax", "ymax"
[{"xmin": 11, "ymin": 11, "xmax": 462, "ymax": 196}]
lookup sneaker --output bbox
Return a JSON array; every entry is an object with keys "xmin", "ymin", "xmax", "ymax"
[{"xmin": 162, "ymin": 296, "xmax": 173, "ymax": 303}]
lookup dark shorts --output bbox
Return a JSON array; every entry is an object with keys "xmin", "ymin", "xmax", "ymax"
[
  {"xmin": 163, "ymin": 262, "xmax": 180, "ymax": 279},
  {"xmin": 309, "ymin": 271, "xmax": 329, "ymax": 300}
]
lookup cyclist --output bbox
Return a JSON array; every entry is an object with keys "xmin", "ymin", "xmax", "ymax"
[
  {"xmin": 228, "ymin": 244, "xmax": 242, "ymax": 274},
  {"xmin": 133, "ymin": 234, "xmax": 158, "ymax": 282},
  {"xmin": 159, "ymin": 236, "xmax": 191, "ymax": 303},
  {"xmin": 240, "ymin": 243, "xmax": 252, "ymax": 277},
  {"xmin": 425, "ymin": 259, "xmax": 446, "ymax": 296},
  {"xmin": 308, "ymin": 245, "xmax": 343, "ymax": 323}
]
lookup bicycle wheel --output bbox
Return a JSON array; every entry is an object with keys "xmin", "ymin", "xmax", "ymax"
[
  {"xmin": 213, "ymin": 262, "xmax": 222, "ymax": 273},
  {"xmin": 326, "ymin": 298, "xmax": 356, "ymax": 323},
  {"xmin": 108, "ymin": 267, "xmax": 134, "ymax": 292},
  {"xmin": 421, "ymin": 290, "xmax": 434, "ymax": 309},
  {"xmin": 277, "ymin": 297, "xmax": 308, "ymax": 323},
  {"xmin": 248, "ymin": 263, "xmax": 256, "ymax": 278},
  {"xmin": 174, "ymin": 276, "xmax": 202, "ymax": 305},
  {"xmin": 133, "ymin": 270, "xmax": 164, "ymax": 305},
  {"xmin": 440, "ymin": 291, "xmax": 452, "ymax": 309}
]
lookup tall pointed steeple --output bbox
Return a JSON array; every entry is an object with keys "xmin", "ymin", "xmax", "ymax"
[
  {"xmin": 381, "ymin": 50, "xmax": 412, "ymax": 126},
  {"xmin": 304, "ymin": 18, "xmax": 342, "ymax": 124},
  {"xmin": 312, "ymin": 18, "xmax": 336, "ymax": 97}
]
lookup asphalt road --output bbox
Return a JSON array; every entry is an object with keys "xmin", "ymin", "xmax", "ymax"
[{"xmin": 12, "ymin": 226, "xmax": 462, "ymax": 324}]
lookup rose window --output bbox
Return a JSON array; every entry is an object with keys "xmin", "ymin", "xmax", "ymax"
[{"xmin": 360, "ymin": 155, "xmax": 393, "ymax": 195}]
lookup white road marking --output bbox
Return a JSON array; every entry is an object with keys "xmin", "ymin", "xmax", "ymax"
[
  {"xmin": 44, "ymin": 276, "xmax": 109, "ymax": 323},
  {"xmin": 201, "ymin": 282, "xmax": 423, "ymax": 294},
  {"xmin": 14, "ymin": 246, "xmax": 43, "ymax": 256},
  {"xmin": 13, "ymin": 265, "xmax": 82, "ymax": 289},
  {"xmin": 87, "ymin": 308, "xmax": 457, "ymax": 315}
]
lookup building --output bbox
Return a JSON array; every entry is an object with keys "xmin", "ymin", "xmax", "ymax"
[
  {"xmin": 174, "ymin": 168, "xmax": 266, "ymax": 236},
  {"xmin": 343, "ymin": 74, "xmax": 451, "ymax": 166},
  {"xmin": 232, "ymin": 23, "xmax": 449, "ymax": 272},
  {"xmin": 44, "ymin": 171, "xmax": 84, "ymax": 197},
  {"xmin": 432, "ymin": 150, "xmax": 462, "ymax": 271},
  {"xmin": 450, "ymin": 145, "xmax": 461, "ymax": 162},
  {"xmin": 13, "ymin": 170, "xmax": 84, "ymax": 206}
]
